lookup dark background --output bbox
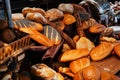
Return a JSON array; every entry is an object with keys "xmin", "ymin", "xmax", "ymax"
[{"xmin": 10, "ymin": 0, "xmax": 119, "ymax": 13}]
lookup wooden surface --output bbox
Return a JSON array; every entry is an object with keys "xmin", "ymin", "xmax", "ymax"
[{"xmin": 91, "ymin": 55, "xmax": 120, "ymax": 74}]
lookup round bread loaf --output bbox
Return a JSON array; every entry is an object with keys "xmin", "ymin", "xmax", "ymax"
[{"xmin": 82, "ymin": 65, "xmax": 100, "ymax": 80}]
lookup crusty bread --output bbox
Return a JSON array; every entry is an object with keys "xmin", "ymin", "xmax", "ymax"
[
  {"xmin": 22, "ymin": 7, "xmax": 45, "ymax": 16},
  {"xmin": 82, "ymin": 18, "xmax": 96, "ymax": 29},
  {"xmin": 90, "ymin": 42, "xmax": 114, "ymax": 61},
  {"xmin": 76, "ymin": 37, "xmax": 95, "ymax": 52},
  {"xmin": 58, "ymin": 3, "xmax": 74, "ymax": 14},
  {"xmin": 59, "ymin": 48, "xmax": 89, "ymax": 62},
  {"xmin": 73, "ymin": 70, "xmax": 84, "ymax": 80},
  {"xmin": 12, "ymin": 13, "xmax": 25, "ymax": 21},
  {"xmin": 54, "ymin": 20, "xmax": 65, "ymax": 30},
  {"xmin": 114, "ymin": 44, "xmax": 120, "ymax": 57},
  {"xmin": 69, "ymin": 58, "xmax": 90, "ymax": 74},
  {"xmin": 63, "ymin": 13, "xmax": 76, "ymax": 25},
  {"xmin": 45, "ymin": 8, "xmax": 64, "ymax": 21},
  {"xmin": 82, "ymin": 65, "xmax": 100, "ymax": 80},
  {"xmin": 89, "ymin": 23, "xmax": 106, "ymax": 33},
  {"xmin": 26, "ymin": 12, "xmax": 48, "ymax": 24}
]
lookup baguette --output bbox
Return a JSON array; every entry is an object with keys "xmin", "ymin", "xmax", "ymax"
[
  {"xmin": 59, "ymin": 48, "xmax": 89, "ymax": 62},
  {"xmin": 90, "ymin": 42, "xmax": 114, "ymax": 61}
]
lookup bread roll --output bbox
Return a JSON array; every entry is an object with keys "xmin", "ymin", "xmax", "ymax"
[
  {"xmin": 114, "ymin": 44, "xmax": 120, "ymax": 57},
  {"xmin": 58, "ymin": 3, "xmax": 74, "ymax": 14},
  {"xmin": 12, "ymin": 13, "xmax": 25, "ymax": 20},
  {"xmin": 73, "ymin": 35, "xmax": 80, "ymax": 43},
  {"xmin": 63, "ymin": 14, "xmax": 76, "ymax": 25},
  {"xmin": 22, "ymin": 7, "xmax": 45, "ymax": 16},
  {"xmin": 69, "ymin": 58, "xmax": 90, "ymax": 74},
  {"xmin": 89, "ymin": 23, "xmax": 106, "ymax": 33},
  {"xmin": 59, "ymin": 48, "xmax": 89, "ymax": 62},
  {"xmin": 82, "ymin": 18, "xmax": 96, "ymax": 29},
  {"xmin": 100, "ymin": 37, "xmax": 117, "ymax": 43},
  {"xmin": 55, "ymin": 20, "xmax": 65, "ymax": 30},
  {"xmin": 26, "ymin": 12, "xmax": 48, "ymax": 24},
  {"xmin": 31, "ymin": 63, "xmax": 58, "ymax": 80},
  {"xmin": 45, "ymin": 8, "xmax": 64, "ymax": 21},
  {"xmin": 82, "ymin": 65, "xmax": 100, "ymax": 80},
  {"xmin": 90, "ymin": 42, "xmax": 114, "ymax": 61},
  {"xmin": 74, "ymin": 70, "xmax": 84, "ymax": 80},
  {"xmin": 76, "ymin": 37, "xmax": 95, "ymax": 52}
]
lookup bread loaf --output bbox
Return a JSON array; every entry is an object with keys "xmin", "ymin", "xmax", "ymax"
[
  {"xmin": 82, "ymin": 65, "xmax": 100, "ymax": 80},
  {"xmin": 69, "ymin": 58, "xmax": 90, "ymax": 74},
  {"xmin": 63, "ymin": 14, "xmax": 76, "ymax": 25},
  {"xmin": 59, "ymin": 48, "xmax": 89, "ymax": 62},
  {"xmin": 90, "ymin": 42, "xmax": 114, "ymax": 61},
  {"xmin": 45, "ymin": 8, "xmax": 64, "ymax": 21},
  {"xmin": 74, "ymin": 70, "xmax": 84, "ymax": 80},
  {"xmin": 58, "ymin": 3, "xmax": 74, "ymax": 14},
  {"xmin": 22, "ymin": 7, "xmax": 45, "ymax": 16},
  {"xmin": 26, "ymin": 12, "xmax": 48, "ymax": 24},
  {"xmin": 12, "ymin": 13, "xmax": 25, "ymax": 20},
  {"xmin": 89, "ymin": 23, "xmax": 106, "ymax": 33},
  {"xmin": 76, "ymin": 37, "xmax": 95, "ymax": 52},
  {"xmin": 114, "ymin": 44, "xmax": 120, "ymax": 57}
]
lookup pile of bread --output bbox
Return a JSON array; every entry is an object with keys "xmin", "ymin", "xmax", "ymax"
[{"xmin": 11, "ymin": 3, "xmax": 120, "ymax": 80}]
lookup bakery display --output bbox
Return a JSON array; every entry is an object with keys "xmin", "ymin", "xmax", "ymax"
[{"xmin": 0, "ymin": 0, "xmax": 120, "ymax": 80}]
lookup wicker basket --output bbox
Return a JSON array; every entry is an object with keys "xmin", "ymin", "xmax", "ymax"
[{"xmin": 0, "ymin": 35, "xmax": 31, "ymax": 64}]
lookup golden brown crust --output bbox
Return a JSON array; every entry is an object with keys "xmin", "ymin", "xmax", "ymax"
[
  {"xmin": 45, "ymin": 8, "xmax": 64, "ymax": 21},
  {"xmin": 82, "ymin": 18, "xmax": 96, "ymax": 29},
  {"xmin": 26, "ymin": 12, "xmax": 48, "ymax": 24},
  {"xmin": 76, "ymin": 37, "xmax": 95, "ymax": 52},
  {"xmin": 90, "ymin": 42, "xmax": 114, "ymax": 61},
  {"xmin": 63, "ymin": 13, "xmax": 76, "ymax": 25},
  {"xmin": 59, "ymin": 48, "xmax": 89, "ymax": 62},
  {"xmin": 82, "ymin": 65, "xmax": 100, "ymax": 80},
  {"xmin": 22, "ymin": 7, "xmax": 45, "ymax": 16},
  {"xmin": 114, "ymin": 44, "xmax": 120, "ymax": 57},
  {"xmin": 69, "ymin": 58, "xmax": 90, "ymax": 74},
  {"xmin": 89, "ymin": 23, "xmax": 106, "ymax": 33},
  {"xmin": 55, "ymin": 20, "xmax": 65, "ymax": 30},
  {"xmin": 74, "ymin": 70, "xmax": 84, "ymax": 80}
]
